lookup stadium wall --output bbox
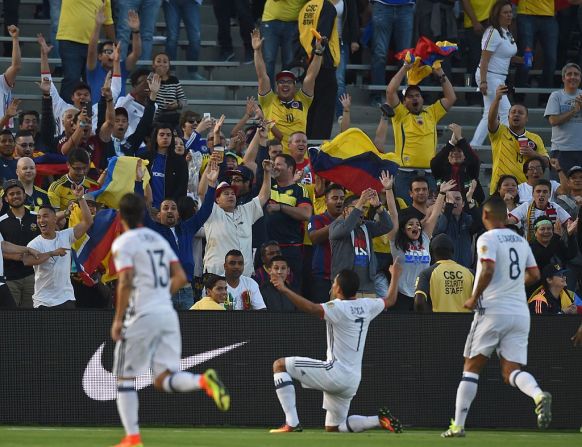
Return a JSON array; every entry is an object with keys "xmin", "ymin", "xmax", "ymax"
[{"xmin": 1, "ymin": 311, "xmax": 581, "ymax": 428}]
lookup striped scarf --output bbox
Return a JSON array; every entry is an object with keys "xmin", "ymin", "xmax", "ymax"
[{"xmin": 526, "ymin": 201, "xmax": 557, "ymax": 242}]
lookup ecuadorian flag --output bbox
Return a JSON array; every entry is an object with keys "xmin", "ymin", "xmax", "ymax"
[
  {"xmin": 91, "ymin": 156, "xmax": 150, "ymax": 209},
  {"xmin": 308, "ymin": 129, "xmax": 400, "ymax": 194}
]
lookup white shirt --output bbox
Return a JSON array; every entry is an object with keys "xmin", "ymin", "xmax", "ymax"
[
  {"xmin": 46, "ymin": 74, "xmax": 121, "ymax": 134},
  {"xmin": 226, "ymin": 276, "xmax": 266, "ymax": 310},
  {"xmin": 0, "ymin": 74, "xmax": 13, "ymax": 127},
  {"xmin": 28, "ymin": 228, "xmax": 76, "ymax": 307},
  {"xmin": 203, "ymin": 197, "xmax": 263, "ymax": 276},
  {"xmin": 321, "ymin": 298, "xmax": 385, "ymax": 375},
  {"xmin": 509, "ymin": 200, "xmax": 571, "ymax": 226},
  {"xmin": 481, "ymin": 27, "xmax": 517, "ymax": 76},
  {"xmin": 474, "ymin": 229, "xmax": 537, "ymax": 316},
  {"xmin": 517, "ymin": 180, "xmax": 560, "ymax": 203},
  {"xmin": 112, "ymin": 227, "xmax": 178, "ymax": 322}
]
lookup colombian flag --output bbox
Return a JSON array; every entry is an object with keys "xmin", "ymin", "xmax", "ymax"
[
  {"xmin": 32, "ymin": 153, "xmax": 69, "ymax": 184},
  {"xmin": 308, "ymin": 129, "xmax": 399, "ymax": 194},
  {"xmin": 395, "ymin": 37, "xmax": 458, "ymax": 85},
  {"xmin": 91, "ymin": 156, "xmax": 150, "ymax": 209},
  {"xmin": 73, "ymin": 208, "xmax": 123, "ymax": 283}
]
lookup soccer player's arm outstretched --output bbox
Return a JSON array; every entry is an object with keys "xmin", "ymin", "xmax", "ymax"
[{"xmin": 271, "ymin": 275, "xmax": 324, "ymax": 318}]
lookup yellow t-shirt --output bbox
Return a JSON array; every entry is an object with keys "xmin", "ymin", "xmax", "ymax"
[
  {"xmin": 57, "ymin": 0, "xmax": 114, "ymax": 44},
  {"xmin": 190, "ymin": 297, "xmax": 226, "ymax": 311},
  {"xmin": 48, "ymin": 175, "xmax": 100, "ymax": 211},
  {"xmin": 517, "ymin": 0, "xmax": 554, "ymax": 17},
  {"xmin": 415, "ymin": 260, "xmax": 474, "ymax": 312},
  {"xmin": 263, "ymin": 0, "xmax": 308, "ymax": 22},
  {"xmin": 488, "ymin": 124, "xmax": 548, "ymax": 194},
  {"xmin": 259, "ymin": 90, "xmax": 313, "ymax": 153},
  {"xmin": 463, "ymin": 0, "xmax": 495, "ymax": 28},
  {"xmin": 391, "ymin": 101, "xmax": 447, "ymax": 169}
]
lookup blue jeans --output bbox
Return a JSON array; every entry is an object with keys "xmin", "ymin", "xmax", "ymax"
[
  {"xmin": 394, "ymin": 170, "xmax": 437, "ymax": 206},
  {"xmin": 171, "ymin": 284, "xmax": 194, "ymax": 310},
  {"xmin": 516, "ymin": 14, "xmax": 558, "ymax": 88},
  {"xmin": 335, "ymin": 41, "xmax": 349, "ymax": 119},
  {"xmin": 260, "ymin": 20, "xmax": 297, "ymax": 87},
  {"xmin": 117, "ymin": 0, "xmax": 162, "ymax": 61},
  {"xmin": 163, "ymin": 0, "xmax": 200, "ymax": 72},
  {"xmin": 371, "ymin": 2, "xmax": 414, "ymax": 90},
  {"xmin": 49, "ymin": 0, "xmax": 61, "ymax": 59},
  {"xmin": 58, "ymin": 40, "xmax": 87, "ymax": 102}
]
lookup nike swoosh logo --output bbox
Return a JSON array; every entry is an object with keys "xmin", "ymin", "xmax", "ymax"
[{"xmin": 82, "ymin": 341, "xmax": 247, "ymax": 401}]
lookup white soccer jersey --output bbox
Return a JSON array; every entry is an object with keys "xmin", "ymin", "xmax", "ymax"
[
  {"xmin": 474, "ymin": 228, "xmax": 537, "ymax": 316},
  {"xmin": 321, "ymin": 298, "xmax": 385, "ymax": 373},
  {"xmin": 0, "ymin": 74, "xmax": 13, "ymax": 127},
  {"xmin": 112, "ymin": 227, "xmax": 179, "ymax": 319}
]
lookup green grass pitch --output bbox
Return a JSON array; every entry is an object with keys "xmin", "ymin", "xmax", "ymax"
[{"xmin": 1, "ymin": 427, "xmax": 580, "ymax": 447}]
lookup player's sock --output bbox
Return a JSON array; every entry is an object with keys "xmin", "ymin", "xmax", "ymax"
[
  {"xmin": 116, "ymin": 380, "xmax": 139, "ymax": 436},
  {"xmin": 338, "ymin": 415, "xmax": 379, "ymax": 433},
  {"xmin": 162, "ymin": 372, "xmax": 202, "ymax": 393},
  {"xmin": 273, "ymin": 372, "xmax": 300, "ymax": 427},
  {"xmin": 509, "ymin": 370, "xmax": 542, "ymax": 400},
  {"xmin": 453, "ymin": 372, "xmax": 479, "ymax": 428}
]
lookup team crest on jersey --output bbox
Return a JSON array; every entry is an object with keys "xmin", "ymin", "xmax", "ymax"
[
  {"xmin": 285, "ymin": 189, "xmax": 293, "ymax": 196},
  {"xmin": 480, "ymin": 245, "xmax": 488, "ymax": 253},
  {"xmin": 30, "ymin": 223, "xmax": 37, "ymax": 232},
  {"xmin": 527, "ymin": 140, "xmax": 536, "ymax": 150},
  {"xmin": 325, "ymin": 302, "xmax": 335, "ymax": 308}
]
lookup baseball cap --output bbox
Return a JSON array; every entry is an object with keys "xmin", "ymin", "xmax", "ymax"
[
  {"xmin": 275, "ymin": 70, "xmax": 296, "ymax": 83},
  {"xmin": 3, "ymin": 179, "xmax": 25, "ymax": 193},
  {"xmin": 430, "ymin": 233, "xmax": 455, "ymax": 254},
  {"xmin": 215, "ymin": 181, "xmax": 237, "ymax": 199},
  {"xmin": 403, "ymin": 85, "xmax": 422, "ymax": 97},
  {"xmin": 224, "ymin": 151, "xmax": 238, "ymax": 160},
  {"xmin": 567, "ymin": 165, "xmax": 582, "ymax": 177},
  {"xmin": 225, "ymin": 166, "xmax": 254, "ymax": 182},
  {"xmin": 542, "ymin": 263, "xmax": 568, "ymax": 281}
]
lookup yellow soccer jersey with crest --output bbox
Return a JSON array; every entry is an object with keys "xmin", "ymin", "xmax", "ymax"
[
  {"xmin": 259, "ymin": 90, "xmax": 313, "ymax": 153},
  {"xmin": 488, "ymin": 124, "xmax": 547, "ymax": 194}
]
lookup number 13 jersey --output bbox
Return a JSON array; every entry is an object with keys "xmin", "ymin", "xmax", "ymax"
[
  {"xmin": 474, "ymin": 228, "xmax": 537, "ymax": 316},
  {"xmin": 112, "ymin": 227, "xmax": 179, "ymax": 319}
]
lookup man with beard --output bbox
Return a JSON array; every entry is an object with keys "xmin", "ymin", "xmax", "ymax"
[
  {"xmin": 400, "ymin": 176, "xmax": 430, "ymax": 223},
  {"xmin": 555, "ymin": 165, "xmax": 582, "ymax": 217},
  {"xmin": 308, "ymin": 184, "xmax": 345, "ymax": 302},
  {"xmin": 140, "ymin": 161, "xmax": 218, "ymax": 310},
  {"xmin": 386, "ymin": 62, "xmax": 456, "ymax": 202},
  {"xmin": 508, "ymin": 179, "xmax": 572, "ymax": 242},
  {"xmin": 13, "ymin": 131, "xmax": 39, "ymax": 159},
  {"xmin": 265, "ymin": 154, "xmax": 312, "ymax": 291},
  {"xmin": 329, "ymin": 189, "xmax": 393, "ymax": 298},
  {"xmin": 517, "ymin": 157, "xmax": 563, "ymax": 203},
  {"xmin": 223, "ymin": 250, "xmax": 266, "ymax": 310},
  {"xmin": 0, "ymin": 179, "xmax": 41, "ymax": 307},
  {"xmin": 15, "ymin": 157, "xmax": 50, "ymax": 212},
  {"xmin": 488, "ymin": 85, "xmax": 549, "ymax": 194}
]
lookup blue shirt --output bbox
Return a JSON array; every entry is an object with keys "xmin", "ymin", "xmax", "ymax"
[
  {"xmin": 151, "ymin": 153, "xmax": 166, "ymax": 209},
  {"xmin": 0, "ymin": 157, "xmax": 17, "ymax": 181},
  {"xmin": 87, "ymin": 63, "xmax": 129, "ymax": 105}
]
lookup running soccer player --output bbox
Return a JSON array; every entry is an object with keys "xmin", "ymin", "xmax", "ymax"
[
  {"xmin": 269, "ymin": 260, "xmax": 403, "ymax": 434},
  {"xmin": 110, "ymin": 193, "xmax": 230, "ymax": 447},
  {"xmin": 442, "ymin": 196, "xmax": 551, "ymax": 438}
]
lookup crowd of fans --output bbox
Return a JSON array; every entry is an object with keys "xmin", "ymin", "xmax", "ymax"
[{"xmin": 0, "ymin": 0, "xmax": 581, "ymax": 316}]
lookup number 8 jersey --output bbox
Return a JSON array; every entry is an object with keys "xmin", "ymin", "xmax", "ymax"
[
  {"xmin": 112, "ymin": 227, "xmax": 180, "ymax": 319},
  {"xmin": 474, "ymin": 228, "xmax": 538, "ymax": 315}
]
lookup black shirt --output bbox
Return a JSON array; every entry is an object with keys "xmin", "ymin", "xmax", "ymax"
[
  {"xmin": 0, "ymin": 208, "xmax": 40, "ymax": 280},
  {"xmin": 260, "ymin": 283, "xmax": 296, "ymax": 312},
  {"xmin": 265, "ymin": 181, "xmax": 312, "ymax": 244}
]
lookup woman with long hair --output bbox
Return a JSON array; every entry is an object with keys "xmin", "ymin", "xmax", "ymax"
[
  {"xmin": 470, "ymin": 0, "xmax": 521, "ymax": 146},
  {"xmin": 491, "ymin": 174, "xmax": 520, "ymax": 212}
]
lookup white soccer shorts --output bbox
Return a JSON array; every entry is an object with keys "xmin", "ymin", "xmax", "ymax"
[
  {"xmin": 463, "ymin": 313, "xmax": 530, "ymax": 366},
  {"xmin": 113, "ymin": 310, "xmax": 181, "ymax": 378},
  {"xmin": 285, "ymin": 356, "xmax": 359, "ymax": 426}
]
